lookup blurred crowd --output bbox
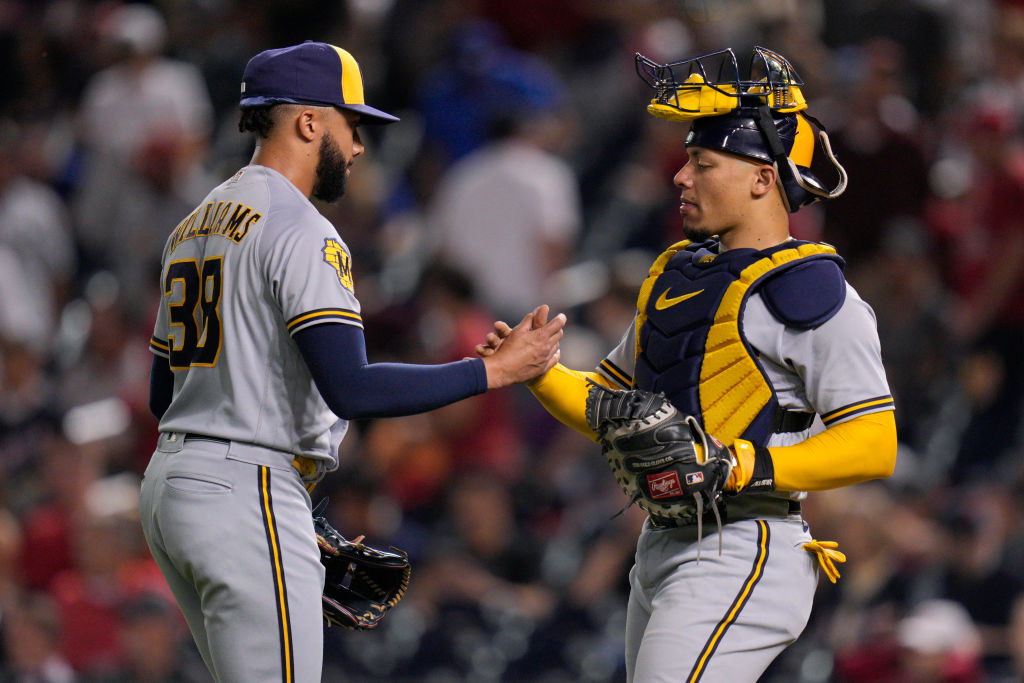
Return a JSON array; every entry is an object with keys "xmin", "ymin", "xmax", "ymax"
[{"xmin": 1, "ymin": 0, "xmax": 1024, "ymax": 681}]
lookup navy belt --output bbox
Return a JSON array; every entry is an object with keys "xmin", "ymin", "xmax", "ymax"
[
  {"xmin": 184, "ymin": 433, "xmax": 230, "ymax": 444},
  {"xmin": 649, "ymin": 499, "xmax": 801, "ymax": 529}
]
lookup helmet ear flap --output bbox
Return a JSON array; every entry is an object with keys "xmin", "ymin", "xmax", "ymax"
[{"xmin": 775, "ymin": 159, "xmax": 817, "ymax": 212}]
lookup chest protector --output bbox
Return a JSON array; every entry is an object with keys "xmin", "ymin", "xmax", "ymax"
[{"xmin": 633, "ymin": 239, "xmax": 843, "ymax": 444}]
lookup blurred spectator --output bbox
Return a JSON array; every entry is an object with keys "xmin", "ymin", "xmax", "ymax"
[
  {"xmin": 946, "ymin": 345, "xmax": 1022, "ymax": 482},
  {"xmin": 849, "ymin": 219, "xmax": 950, "ymax": 454},
  {"xmin": 0, "ymin": 593, "xmax": 75, "ymax": 683},
  {"xmin": 0, "ymin": 506, "xmax": 22, "ymax": 613},
  {"xmin": 0, "ymin": 119, "xmax": 75, "ymax": 327},
  {"xmin": 431, "ymin": 470, "xmax": 554, "ymax": 618},
  {"xmin": 934, "ymin": 102, "xmax": 1024, "ymax": 329},
  {"xmin": 76, "ymin": 3, "xmax": 213, "ymax": 168},
  {"xmin": 812, "ymin": 486, "xmax": 916, "ymax": 655},
  {"xmin": 0, "ymin": 122, "xmax": 69, "ymax": 442},
  {"xmin": 819, "ymin": 38, "xmax": 930, "ymax": 272},
  {"xmin": 923, "ymin": 95, "xmax": 1024, "ymax": 480},
  {"xmin": 427, "ymin": 44, "xmax": 581, "ymax": 321},
  {"xmin": 927, "ymin": 96, "xmax": 1024, "ymax": 374},
  {"xmin": 415, "ymin": 19, "xmax": 572, "ymax": 166},
  {"xmin": 835, "ymin": 596, "xmax": 984, "ymax": 683},
  {"xmin": 55, "ymin": 274, "xmax": 152, "ymax": 418},
  {"xmin": 895, "ymin": 600, "xmax": 984, "ymax": 683},
  {"xmin": 417, "ymin": 262, "xmax": 526, "ymax": 481},
  {"xmin": 975, "ymin": 5, "xmax": 1024, "ymax": 124},
  {"xmin": 580, "ymin": 112, "xmax": 689, "ymax": 259},
  {"xmin": 820, "ymin": 0, "xmax": 950, "ymax": 116},
  {"xmin": 72, "ymin": 3, "xmax": 215, "ymax": 317},
  {"xmin": 84, "ymin": 591, "xmax": 205, "ymax": 683},
  {"xmin": 48, "ymin": 472, "xmax": 171, "ymax": 676},
  {"xmin": 914, "ymin": 489, "xmax": 1024, "ymax": 678},
  {"xmin": 0, "ymin": 251, "xmax": 54, "ymax": 439},
  {"xmin": 369, "ymin": 470, "xmax": 555, "ymax": 679},
  {"xmin": 15, "ymin": 433, "xmax": 99, "ymax": 594},
  {"xmin": 1011, "ymin": 593, "xmax": 1024, "ymax": 681},
  {"xmin": 360, "ymin": 410, "xmax": 452, "ymax": 515}
]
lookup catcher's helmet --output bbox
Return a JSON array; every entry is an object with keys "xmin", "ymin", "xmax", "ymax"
[{"xmin": 635, "ymin": 46, "xmax": 847, "ymax": 212}]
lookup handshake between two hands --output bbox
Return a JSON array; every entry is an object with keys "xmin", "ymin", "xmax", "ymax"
[{"xmin": 472, "ymin": 305, "xmax": 565, "ymax": 389}]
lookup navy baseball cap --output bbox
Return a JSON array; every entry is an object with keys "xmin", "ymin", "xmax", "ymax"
[{"xmin": 240, "ymin": 41, "xmax": 399, "ymax": 124}]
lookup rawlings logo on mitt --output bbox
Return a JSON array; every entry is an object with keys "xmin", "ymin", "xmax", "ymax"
[
  {"xmin": 585, "ymin": 383, "xmax": 736, "ymax": 546},
  {"xmin": 312, "ymin": 498, "xmax": 411, "ymax": 630}
]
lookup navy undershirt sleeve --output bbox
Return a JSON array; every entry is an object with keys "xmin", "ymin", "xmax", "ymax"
[
  {"xmin": 293, "ymin": 322, "xmax": 488, "ymax": 419},
  {"xmin": 149, "ymin": 355, "xmax": 174, "ymax": 420}
]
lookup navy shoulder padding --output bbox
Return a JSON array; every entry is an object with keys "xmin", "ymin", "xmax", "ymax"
[{"xmin": 760, "ymin": 258, "xmax": 846, "ymax": 329}]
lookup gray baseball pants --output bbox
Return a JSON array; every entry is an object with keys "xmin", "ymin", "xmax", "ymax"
[
  {"xmin": 139, "ymin": 433, "xmax": 325, "ymax": 683},
  {"xmin": 625, "ymin": 507, "xmax": 817, "ymax": 682}
]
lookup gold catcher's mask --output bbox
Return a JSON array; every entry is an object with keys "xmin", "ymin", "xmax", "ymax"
[{"xmin": 635, "ymin": 46, "xmax": 847, "ymax": 212}]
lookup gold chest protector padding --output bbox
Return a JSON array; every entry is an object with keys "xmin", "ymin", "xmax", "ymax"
[{"xmin": 635, "ymin": 241, "xmax": 838, "ymax": 444}]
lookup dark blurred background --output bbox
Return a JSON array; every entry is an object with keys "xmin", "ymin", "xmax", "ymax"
[{"xmin": 0, "ymin": 0, "xmax": 1023, "ymax": 681}]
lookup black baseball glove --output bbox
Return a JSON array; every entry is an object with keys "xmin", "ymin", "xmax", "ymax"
[
  {"xmin": 312, "ymin": 498, "xmax": 411, "ymax": 630},
  {"xmin": 586, "ymin": 383, "xmax": 735, "ymax": 541}
]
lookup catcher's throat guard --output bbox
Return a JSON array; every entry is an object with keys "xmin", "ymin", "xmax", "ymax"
[{"xmin": 635, "ymin": 46, "xmax": 847, "ymax": 212}]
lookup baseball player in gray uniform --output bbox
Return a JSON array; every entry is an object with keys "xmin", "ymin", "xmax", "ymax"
[
  {"xmin": 482, "ymin": 46, "xmax": 898, "ymax": 681},
  {"xmin": 139, "ymin": 41, "xmax": 565, "ymax": 683}
]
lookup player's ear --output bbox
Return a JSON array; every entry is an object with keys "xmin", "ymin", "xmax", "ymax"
[
  {"xmin": 295, "ymin": 107, "xmax": 318, "ymax": 143},
  {"xmin": 751, "ymin": 164, "xmax": 778, "ymax": 198}
]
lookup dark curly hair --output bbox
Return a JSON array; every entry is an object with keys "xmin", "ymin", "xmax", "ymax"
[{"xmin": 238, "ymin": 107, "xmax": 276, "ymax": 138}]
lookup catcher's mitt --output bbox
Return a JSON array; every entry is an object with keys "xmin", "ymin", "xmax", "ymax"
[
  {"xmin": 312, "ymin": 498, "xmax": 411, "ymax": 630},
  {"xmin": 586, "ymin": 383, "xmax": 735, "ymax": 552}
]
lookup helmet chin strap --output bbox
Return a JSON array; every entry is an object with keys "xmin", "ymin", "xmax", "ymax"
[{"xmin": 751, "ymin": 104, "xmax": 802, "ymax": 212}]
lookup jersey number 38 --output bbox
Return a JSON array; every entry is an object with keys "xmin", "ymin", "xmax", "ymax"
[{"xmin": 164, "ymin": 257, "xmax": 223, "ymax": 369}]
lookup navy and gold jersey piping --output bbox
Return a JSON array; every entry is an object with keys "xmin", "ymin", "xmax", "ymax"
[
  {"xmin": 821, "ymin": 395, "xmax": 895, "ymax": 426},
  {"xmin": 286, "ymin": 308, "xmax": 363, "ymax": 335},
  {"xmin": 599, "ymin": 358, "xmax": 633, "ymax": 389},
  {"xmin": 150, "ymin": 336, "xmax": 170, "ymax": 358}
]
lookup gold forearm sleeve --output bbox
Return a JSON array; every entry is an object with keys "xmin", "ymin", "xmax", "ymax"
[
  {"xmin": 527, "ymin": 364, "xmax": 615, "ymax": 441},
  {"xmin": 771, "ymin": 410, "xmax": 897, "ymax": 491}
]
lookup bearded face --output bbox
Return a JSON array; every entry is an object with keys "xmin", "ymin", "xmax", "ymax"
[{"xmin": 311, "ymin": 130, "xmax": 350, "ymax": 203}]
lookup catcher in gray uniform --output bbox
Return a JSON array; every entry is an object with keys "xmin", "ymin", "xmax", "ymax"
[
  {"xmin": 481, "ymin": 46, "xmax": 897, "ymax": 681},
  {"xmin": 140, "ymin": 41, "xmax": 565, "ymax": 683}
]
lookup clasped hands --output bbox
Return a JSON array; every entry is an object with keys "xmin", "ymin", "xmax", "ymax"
[{"xmin": 475, "ymin": 305, "xmax": 565, "ymax": 389}]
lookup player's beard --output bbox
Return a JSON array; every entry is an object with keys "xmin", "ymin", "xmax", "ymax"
[{"xmin": 311, "ymin": 131, "xmax": 350, "ymax": 203}]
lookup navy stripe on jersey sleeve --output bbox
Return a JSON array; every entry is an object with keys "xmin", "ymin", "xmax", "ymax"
[
  {"xmin": 287, "ymin": 308, "xmax": 363, "ymax": 335},
  {"xmin": 150, "ymin": 336, "xmax": 170, "ymax": 358},
  {"xmin": 598, "ymin": 358, "xmax": 632, "ymax": 388},
  {"xmin": 821, "ymin": 395, "xmax": 895, "ymax": 426},
  {"xmin": 294, "ymin": 323, "xmax": 487, "ymax": 419}
]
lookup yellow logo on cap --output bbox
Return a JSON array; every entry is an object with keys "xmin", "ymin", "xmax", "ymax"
[{"xmin": 322, "ymin": 238, "xmax": 354, "ymax": 292}]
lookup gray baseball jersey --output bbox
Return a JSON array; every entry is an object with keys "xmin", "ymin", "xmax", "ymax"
[{"xmin": 150, "ymin": 164, "xmax": 358, "ymax": 466}]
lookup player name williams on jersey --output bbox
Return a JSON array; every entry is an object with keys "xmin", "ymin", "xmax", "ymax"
[{"xmin": 168, "ymin": 200, "xmax": 262, "ymax": 253}]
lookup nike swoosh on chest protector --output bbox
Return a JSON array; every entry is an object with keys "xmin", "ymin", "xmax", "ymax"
[{"xmin": 654, "ymin": 288, "xmax": 704, "ymax": 310}]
